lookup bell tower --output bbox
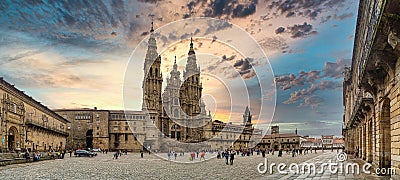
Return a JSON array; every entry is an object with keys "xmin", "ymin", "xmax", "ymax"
[{"xmin": 142, "ymin": 21, "xmax": 163, "ymax": 132}]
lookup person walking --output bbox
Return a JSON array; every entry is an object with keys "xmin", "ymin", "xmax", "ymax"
[
  {"xmin": 140, "ymin": 150, "xmax": 143, "ymax": 158},
  {"xmin": 174, "ymin": 152, "xmax": 177, "ymax": 160},
  {"xmin": 229, "ymin": 150, "xmax": 235, "ymax": 165},
  {"xmin": 167, "ymin": 151, "xmax": 171, "ymax": 161},
  {"xmin": 200, "ymin": 152, "xmax": 205, "ymax": 161},
  {"xmin": 224, "ymin": 150, "xmax": 229, "ymax": 165}
]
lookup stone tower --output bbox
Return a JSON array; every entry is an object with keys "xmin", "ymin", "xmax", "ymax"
[
  {"xmin": 180, "ymin": 38, "xmax": 203, "ymax": 117},
  {"xmin": 271, "ymin": 126, "xmax": 279, "ymax": 135},
  {"xmin": 243, "ymin": 106, "xmax": 252, "ymax": 127},
  {"xmin": 142, "ymin": 21, "xmax": 163, "ymax": 133}
]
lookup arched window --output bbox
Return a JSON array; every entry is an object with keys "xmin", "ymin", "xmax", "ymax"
[
  {"xmin": 155, "ymin": 68, "xmax": 158, "ymax": 76},
  {"xmin": 174, "ymin": 98, "xmax": 179, "ymax": 105},
  {"xmin": 174, "ymin": 109, "xmax": 179, "ymax": 117},
  {"xmin": 150, "ymin": 67, "xmax": 153, "ymax": 76}
]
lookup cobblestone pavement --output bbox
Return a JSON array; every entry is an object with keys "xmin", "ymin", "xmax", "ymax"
[{"xmin": 0, "ymin": 151, "xmax": 392, "ymax": 179}]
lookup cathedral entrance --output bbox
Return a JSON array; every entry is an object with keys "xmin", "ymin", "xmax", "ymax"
[
  {"xmin": 8, "ymin": 127, "xmax": 17, "ymax": 151},
  {"xmin": 86, "ymin": 130, "xmax": 93, "ymax": 149}
]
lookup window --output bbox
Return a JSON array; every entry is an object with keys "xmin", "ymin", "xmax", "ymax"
[
  {"xmin": 125, "ymin": 126, "xmax": 129, "ymax": 131},
  {"xmin": 114, "ymin": 126, "xmax": 118, "ymax": 130},
  {"xmin": 96, "ymin": 127, "xmax": 99, "ymax": 130},
  {"xmin": 125, "ymin": 134, "xmax": 128, "ymax": 141},
  {"xmin": 174, "ymin": 98, "xmax": 179, "ymax": 105},
  {"xmin": 142, "ymin": 127, "xmax": 145, "ymax": 131},
  {"xmin": 174, "ymin": 109, "xmax": 179, "ymax": 117}
]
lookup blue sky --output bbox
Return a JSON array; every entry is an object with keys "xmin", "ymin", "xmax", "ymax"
[{"xmin": 0, "ymin": 0, "xmax": 359, "ymax": 136}]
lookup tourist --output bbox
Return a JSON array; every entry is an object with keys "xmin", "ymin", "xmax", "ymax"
[
  {"xmin": 278, "ymin": 149, "xmax": 282, "ymax": 157},
  {"xmin": 229, "ymin": 150, "xmax": 235, "ymax": 165},
  {"xmin": 196, "ymin": 151, "xmax": 199, "ymax": 158},
  {"xmin": 167, "ymin": 151, "xmax": 171, "ymax": 161},
  {"xmin": 200, "ymin": 152, "xmax": 205, "ymax": 161},
  {"xmin": 140, "ymin": 150, "xmax": 144, "ymax": 158},
  {"xmin": 190, "ymin": 152, "xmax": 195, "ymax": 161},
  {"xmin": 224, "ymin": 150, "xmax": 229, "ymax": 165},
  {"xmin": 113, "ymin": 151, "xmax": 118, "ymax": 160},
  {"xmin": 292, "ymin": 149, "xmax": 295, "ymax": 157},
  {"xmin": 261, "ymin": 150, "xmax": 265, "ymax": 158},
  {"xmin": 174, "ymin": 151, "xmax": 177, "ymax": 160},
  {"xmin": 69, "ymin": 150, "xmax": 72, "ymax": 158}
]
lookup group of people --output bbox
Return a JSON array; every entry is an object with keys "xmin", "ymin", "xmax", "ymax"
[
  {"xmin": 166, "ymin": 151, "xmax": 206, "ymax": 161},
  {"xmin": 21, "ymin": 148, "xmax": 66, "ymax": 161},
  {"xmin": 219, "ymin": 150, "xmax": 236, "ymax": 165}
]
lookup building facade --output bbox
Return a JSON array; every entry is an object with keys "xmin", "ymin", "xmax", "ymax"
[
  {"xmin": 0, "ymin": 78, "xmax": 69, "ymax": 152},
  {"xmin": 54, "ymin": 22, "xmax": 262, "ymax": 153},
  {"xmin": 321, "ymin": 135, "xmax": 334, "ymax": 149},
  {"xmin": 256, "ymin": 126, "xmax": 301, "ymax": 151},
  {"xmin": 343, "ymin": 0, "xmax": 400, "ymax": 177}
]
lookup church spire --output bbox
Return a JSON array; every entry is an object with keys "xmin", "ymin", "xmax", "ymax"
[
  {"xmin": 173, "ymin": 55, "xmax": 177, "ymax": 70},
  {"xmin": 150, "ymin": 20, "xmax": 154, "ymax": 33},
  {"xmin": 188, "ymin": 37, "xmax": 195, "ymax": 55}
]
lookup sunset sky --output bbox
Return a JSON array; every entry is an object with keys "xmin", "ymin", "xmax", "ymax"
[{"xmin": 0, "ymin": 0, "xmax": 358, "ymax": 136}]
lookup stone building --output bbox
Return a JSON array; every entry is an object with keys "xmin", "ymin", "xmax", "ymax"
[
  {"xmin": 342, "ymin": 0, "xmax": 400, "ymax": 177},
  {"xmin": 321, "ymin": 135, "xmax": 334, "ymax": 149},
  {"xmin": 0, "ymin": 78, "xmax": 69, "ymax": 152},
  {"xmin": 203, "ymin": 106, "xmax": 260, "ymax": 151},
  {"xmin": 55, "ymin": 22, "xmax": 262, "ymax": 153},
  {"xmin": 54, "ymin": 109, "xmax": 148, "ymax": 152},
  {"xmin": 256, "ymin": 126, "xmax": 301, "ymax": 150},
  {"xmin": 300, "ymin": 137, "xmax": 322, "ymax": 149},
  {"xmin": 54, "ymin": 108, "xmax": 110, "ymax": 151}
]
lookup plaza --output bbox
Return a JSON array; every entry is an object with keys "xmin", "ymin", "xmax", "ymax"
[{"xmin": 0, "ymin": 151, "xmax": 388, "ymax": 179}]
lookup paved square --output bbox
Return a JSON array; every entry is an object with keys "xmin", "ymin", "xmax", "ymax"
[{"xmin": 0, "ymin": 151, "xmax": 389, "ymax": 179}]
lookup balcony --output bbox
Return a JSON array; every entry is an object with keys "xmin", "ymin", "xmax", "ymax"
[
  {"xmin": 347, "ymin": 95, "xmax": 373, "ymax": 128},
  {"xmin": 25, "ymin": 119, "xmax": 69, "ymax": 136},
  {"xmin": 356, "ymin": 0, "xmax": 386, "ymax": 84}
]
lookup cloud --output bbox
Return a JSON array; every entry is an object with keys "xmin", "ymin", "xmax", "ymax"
[
  {"xmin": 275, "ymin": 27, "xmax": 285, "ymax": 34},
  {"xmin": 299, "ymin": 96, "xmax": 324, "ymax": 109},
  {"xmin": 267, "ymin": 0, "xmax": 347, "ymax": 20},
  {"xmin": 275, "ymin": 58, "xmax": 350, "ymax": 91},
  {"xmin": 284, "ymin": 80, "xmax": 342, "ymax": 104},
  {"xmin": 200, "ymin": 0, "xmax": 258, "ymax": 19},
  {"xmin": 275, "ymin": 70, "xmax": 321, "ymax": 90},
  {"xmin": 333, "ymin": 13, "xmax": 354, "ymax": 21},
  {"xmin": 137, "ymin": 0, "xmax": 162, "ymax": 3},
  {"xmin": 232, "ymin": 3, "xmax": 257, "ymax": 18},
  {"xmin": 258, "ymin": 36, "xmax": 288, "ymax": 52},
  {"xmin": 323, "ymin": 58, "xmax": 350, "ymax": 78},
  {"xmin": 233, "ymin": 58, "xmax": 256, "ymax": 79},
  {"xmin": 287, "ymin": 22, "xmax": 317, "ymax": 38},
  {"xmin": 204, "ymin": 20, "xmax": 233, "ymax": 35}
]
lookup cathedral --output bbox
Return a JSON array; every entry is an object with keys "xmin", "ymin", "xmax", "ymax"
[{"xmin": 141, "ymin": 22, "xmax": 212, "ymax": 143}]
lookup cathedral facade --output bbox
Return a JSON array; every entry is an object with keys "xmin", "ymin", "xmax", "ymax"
[{"xmin": 141, "ymin": 23, "xmax": 211, "ymax": 143}]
